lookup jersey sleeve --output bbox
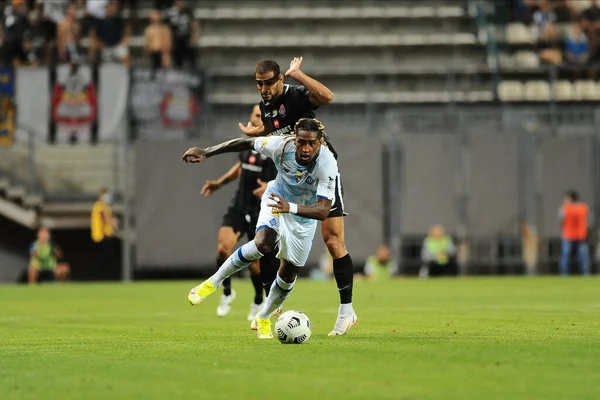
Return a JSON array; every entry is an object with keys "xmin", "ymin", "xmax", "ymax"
[
  {"xmin": 253, "ymin": 136, "xmax": 286, "ymax": 161},
  {"xmin": 316, "ymin": 157, "xmax": 338, "ymax": 201},
  {"xmin": 295, "ymin": 86, "xmax": 319, "ymax": 112}
]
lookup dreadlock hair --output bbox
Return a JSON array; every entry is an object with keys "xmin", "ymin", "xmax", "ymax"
[
  {"xmin": 294, "ymin": 118, "xmax": 325, "ymax": 139},
  {"xmin": 278, "ymin": 118, "xmax": 327, "ymax": 164}
]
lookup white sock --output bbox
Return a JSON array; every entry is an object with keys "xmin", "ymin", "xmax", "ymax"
[
  {"xmin": 257, "ymin": 275, "xmax": 296, "ymax": 319},
  {"xmin": 209, "ymin": 241, "xmax": 263, "ymax": 288},
  {"xmin": 339, "ymin": 303, "xmax": 354, "ymax": 316}
]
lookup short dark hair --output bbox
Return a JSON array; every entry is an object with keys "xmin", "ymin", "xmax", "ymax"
[
  {"xmin": 566, "ymin": 190, "xmax": 580, "ymax": 202},
  {"xmin": 255, "ymin": 60, "xmax": 280, "ymax": 76},
  {"xmin": 294, "ymin": 118, "xmax": 325, "ymax": 139}
]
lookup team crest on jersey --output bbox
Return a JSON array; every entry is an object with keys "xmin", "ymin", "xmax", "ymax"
[
  {"xmin": 272, "ymin": 110, "xmax": 278, "ymax": 117},
  {"xmin": 249, "ymin": 155, "xmax": 256, "ymax": 164},
  {"xmin": 279, "ymin": 104, "xmax": 286, "ymax": 117},
  {"xmin": 274, "ymin": 120, "xmax": 280, "ymax": 129},
  {"xmin": 269, "ymin": 218, "xmax": 277, "ymax": 226}
]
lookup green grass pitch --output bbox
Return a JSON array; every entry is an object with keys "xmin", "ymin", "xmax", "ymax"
[{"xmin": 0, "ymin": 277, "xmax": 599, "ymax": 400}]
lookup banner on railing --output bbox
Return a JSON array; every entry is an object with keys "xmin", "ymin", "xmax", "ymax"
[
  {"xmin": 129, "ymin": 68, "xmax": 204, "ymax": 140},
  {"xmin": 50, "ymin": 64, "xmax": 98, "ymax": 143},
  {"xmin": 0, "ymin": 67, "xmax": 15, "ymax": 145},
  {"xmin": 16, "ymin": 64, "xmax": 129, "ymax": 143}
]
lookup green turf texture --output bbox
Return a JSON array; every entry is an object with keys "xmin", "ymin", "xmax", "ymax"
[{"xmin": 0, "ymin": 277, "xmax": 599, "ymax": 400}]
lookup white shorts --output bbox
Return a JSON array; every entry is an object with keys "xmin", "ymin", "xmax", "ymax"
[{"xmin": 255, "ymin": 187, "xmax": 317, "ymax": 267}]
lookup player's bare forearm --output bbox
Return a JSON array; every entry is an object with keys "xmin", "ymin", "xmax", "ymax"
[
  {"xmin": 205, "ymin": 137, "xmax": 255, "ymax": 158},
  {"xmin": 296, "ymin": 198, "xmax": 331, "ymax": 221},
  {"xmin": 217, "ymin": 162, "xmax": 242, "ymax": 185},
  {"xmin": 289, "ymin": 70, "xmax": 334, "ymax": 105}
]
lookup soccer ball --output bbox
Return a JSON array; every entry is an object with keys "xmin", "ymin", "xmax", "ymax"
[{"xmin": 275, "ymin": 310, "xmax": 312, "ymax": 344}]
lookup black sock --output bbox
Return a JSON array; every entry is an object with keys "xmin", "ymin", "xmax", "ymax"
[
  {"xmin": 217, "ymin": 257, "xmax": 232, "ymax": 296},
  {"xmin": 250, "ymin": 273, "xmax": 263, "ymax": 305},
  {"xmin": 333, "ymin": 253, "xmax": 354, "ymax": 304},
  {"xmin": 259, "ymin": 251, "xmax": 279, "ymax": 297}
]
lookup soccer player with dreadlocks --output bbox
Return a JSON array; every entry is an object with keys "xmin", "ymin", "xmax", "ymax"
[
  {"xmin": 237, "ymin": 57, "xmax": 357, "ymax": 336},
  {"xmin": 182, "ymin": 118, "xmax": 340, "ymax": 339}
]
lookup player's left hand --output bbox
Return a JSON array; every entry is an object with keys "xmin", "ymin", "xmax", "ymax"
[
  {"xmin": 252, "ymin": 179, "xmax": 268, "ymax": 198},
  {"xmin": 181, "ymin": 147, "xmax": 207, "ymax": 163},
  {"xmin": 267, "ymin": 193, "xmax": 290, "ymax": 214},
  {"xmin": 285, "ymin": 57, "xmax": 303, "ymax": 78}
]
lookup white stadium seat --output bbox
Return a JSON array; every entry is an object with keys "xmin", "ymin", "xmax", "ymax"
[
  {"xmin": 524, "ymin": 80, "xmax": 551, "ymax": 101},
  {"xmin": 553, "ymin": 81, "xmax": 574, "ymax": 101},
  {"xmin": 506, "ymin": 23, "xmax": 533, "ymax": 44},
  {"xmin": 498, "ymin": 81, "xmax": 524, "ymax": 101},
  {"xmin": 409, "ymin": 6, "xmax": 436, "ymax": 18},
  {"xmin": 512, "ymin": 51, "xmax": 539, "ymax": 68},
  {"xmin": 574, "ymin": 80, "xmax": 600, "ymax": 100}
]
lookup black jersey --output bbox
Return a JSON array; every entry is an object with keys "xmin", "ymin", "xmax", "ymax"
[
  {"xmin": 230, "ymin": 149, "xmax": 277, "ymax": 215},
  {"xmin": 259, "ymin": 84, "xmax": 338, "ymax": 159},
  {"xmin": 1, "ymin": 5, "xmax": 29, "ymax": 43},
  {"xmin": 164, "ymin": 6, "xmax": 193, "ymax": 42}
]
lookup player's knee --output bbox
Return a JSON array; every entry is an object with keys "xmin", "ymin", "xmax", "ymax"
[
  {"xmin": 255, "ymin": 241, "xmax": 274, "ymax": 255},
  {"xmin": 324, "ymin": 234, "xmax": 347, "ymax": 259}
]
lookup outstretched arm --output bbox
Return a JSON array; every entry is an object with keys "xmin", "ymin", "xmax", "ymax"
[
  {"xmin": 200, "ymin": 162, "xmax": 242, "ymax": 197},
  {"xmin": 182, "ymin": 137, "xmax": 255, "ymax": 163},
  {"xmin": 268, "ymin": 193, "xmax": 331, "ymax": 221},
  {"xmin": 285, "ymin": 57, "xmax": 334, "ymax": 106}
]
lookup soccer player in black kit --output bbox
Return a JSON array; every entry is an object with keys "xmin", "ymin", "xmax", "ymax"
[
  {"xmin": 238, "ymin": 57, "xmax": 358, "ymax": 336},
  {"xmin": 201, "ymin": 104, "xmax": 278, "ymax": 321}
]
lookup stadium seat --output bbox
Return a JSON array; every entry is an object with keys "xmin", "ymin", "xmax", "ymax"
[
  {"xmin": 361, "ymin": 7, "xmax": 385, "ymax": 18},
  {"xmin": 384, "ymin": 6, "xmax": 410, "ymax": 18},
  {"xmin": 506, "ymin": 23, "xmax": 533, "ymax": 44},
  {"xmin": 437, "ymin": 6, "xmax": 464, "ymax": 18},
  {"xmin": 552, "ymin": 81, "xmax": 574, "ymax": 101},
  {"xmin": 574, "ymin": 80, "xmax": 600, "ymax": 100},
  {"xmin": 452, "ymin": 33, "xmax": 477, "ymax": 45},
  {"xmin": 524, "ymin": 80, "xmax": 551, "ymax": 101},
  {"xmin": 409, "ymin": 6, "xmax": 436, "ymax": 18},
  {"xmin": 498, "ymin": 81, "xmax": 524, "ymax": 101},
  {"xmin": 512, "ymin": 51, "xmax": 539, "ymax": 69},
  {"xmin": 213, "ymin": 8, "xmax": 236, "ymax": 19}
]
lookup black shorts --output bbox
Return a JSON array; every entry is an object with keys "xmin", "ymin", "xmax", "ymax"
[
  {"xmin": 221, "ymin": 208, "xmax": 258, "ymax": 241},
  {"xmin": 38, "ymin": 269, "xmax": 56, "ymax": 282},
  {"xmin": 327, "ymin": 173, "xmax": 347, "ymax": 219}
]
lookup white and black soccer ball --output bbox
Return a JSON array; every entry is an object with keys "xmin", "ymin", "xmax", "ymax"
[{"xmin": 275, "ymin": 310, "xmax": 312, "ymax": 344}]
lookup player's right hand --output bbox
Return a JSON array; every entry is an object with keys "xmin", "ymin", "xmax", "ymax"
[
  {"xmin": 238, "ymin": 122, "xmax": 263, "ymax": 137},
  {"xmin": 200, "ymin": 180, "xmax": 221, "ymax": 197},
  {"xmin": 181, "ymin": 147, "xmax": 206, "ymax": 163}
]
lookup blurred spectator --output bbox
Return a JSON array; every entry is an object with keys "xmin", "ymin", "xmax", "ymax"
[
  {"xmin": 35, "ymin": 0, "xmax": 68, "ymax": 65},
  {"xmin": 85, "ymin": 0, "xmax": 109, "ymax": 64},
  {"xmin": 582, "ymin": 0, "xmax": 600, "ymax": 79},
  {"xmin": 28, "ymin": 226, "xmax": 70, "ymax": 284},
  {"xmin": 57, "ymin": 3, "xmax": 81, "ymax": 64},
  {"xmin": 531, "ymin": 0, "xmax": 557, "ymax": 40},
  {"xmin": 537, "ymin": 22, "xmax": 563, "ymax": 65},
  {"xmin": 97, "ymin": 0, "xmax": 130, "ymax": 65},
  {"xmin": 581, "ymin": 0, "xmax": 600, "ymax": 39},
  {"xmin": 91, "ymin": 187, "xmax": 119, "ymax": 278},
  {"xmin": 419, "ymin": 225, "xmax": 457, "ymax": 278},
  {"xmin": 564, "ymin": 21, "xmax": 589, "ymax": 79},
  {"xmin": 0, "ymin": 0, "xmax": 29, "ymax": 67},
  {"xmin": 164, "ymin": 0, "xmax": 198, "ymax": 70},
  {"xmin": 559, "ymin": 190, "xmax": 590, "ymax": 276},
  {"xmin": 13, "ymin": 32, "xmax": 39, "ymax": 66},
  {"xmin": 362, "ymin": 244, "xmax": 395, "ymax": 279},
  {"xmin": 144, "ymin": 9, "xmax": 171, "ymax": 70}
]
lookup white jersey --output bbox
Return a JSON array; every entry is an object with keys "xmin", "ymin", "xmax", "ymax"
[
  {"xmin": 253, "ymin": 135, "xmax": 338, "ymax": 225},
  {"xmin": 253, "ymin": 135, "xmax": 338, "ymax": 266},
  {"xmin": 42, "ymin": 0, "xmax": 68, "ymax": 24}
]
